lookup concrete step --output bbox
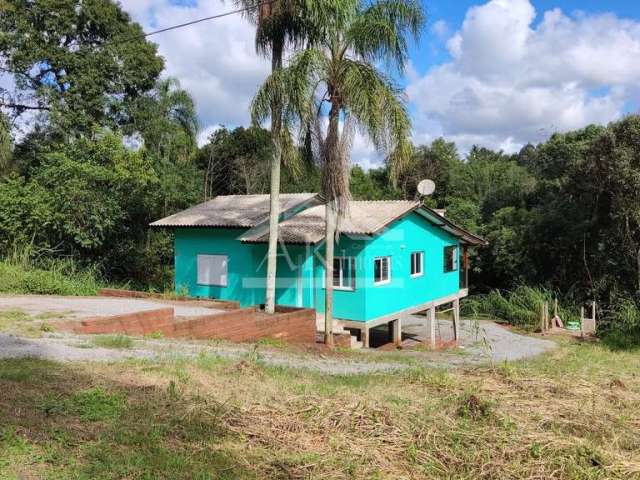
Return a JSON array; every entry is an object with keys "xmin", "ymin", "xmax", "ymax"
[{"xmin": 350, "ymin": 336, "xmax": 363, "ymax": 349}]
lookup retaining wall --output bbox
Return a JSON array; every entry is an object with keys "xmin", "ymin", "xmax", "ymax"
[{"xmin": 56, "ymin": 305, "xmax": 316, "ymax": 344}]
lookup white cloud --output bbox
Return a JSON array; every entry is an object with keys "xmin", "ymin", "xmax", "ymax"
[
  {"xmin": 408, "ymin": 0, "xmax": 640, "ymax": 153},
  {"xmin": 430, "ymin": 20, "xmax": 450, "ymax": 41},
  {"xmin": 120, "ymin": 0, "xmax": 270, "ymax": 135},
  {"xmin": 120, "ymin": 0, "xmax": 640, "ymax": 165}
]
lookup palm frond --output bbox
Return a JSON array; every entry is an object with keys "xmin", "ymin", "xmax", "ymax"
[
  {"xmin": 339, "ymin": 58, "xmax": 412, "ymax": 184},
  {"xmin": 347, "ymin": 0, "xmax": 424, "ymax": 72}
]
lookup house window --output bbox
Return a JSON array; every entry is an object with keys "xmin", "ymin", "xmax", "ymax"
[
  {"xmin": 333, "ymin": 257, "xmax": 356, "ymax": 291},
  {"xmin": 411, "ymin": 251, "xmax": 424, "ymax": 277},
  {"xmin": 444, "ymin": 246, "xmax": 458, "ymax": 272},
  {"xmin": 197, "ymin": 254, "xmax": 228, "ymax": 286},
  {"xmin": 374, "ymin": 256, "xmax": 391, "ymax": 285}
]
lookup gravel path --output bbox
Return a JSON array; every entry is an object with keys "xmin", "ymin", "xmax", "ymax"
[
  {"xmin": 0, "ymin": 333, "xmax": 406, "ymax": 375},
  {"xmin": 402, "ymin": 316, "xmax": 557, "ymax": 364},
  {"xmin": 0, "ymin": 295, "xmax": 221, "ymax": 318},
  {"xmin": 0, "ymin": 318, "xmax": 556, "ymax": 375}
]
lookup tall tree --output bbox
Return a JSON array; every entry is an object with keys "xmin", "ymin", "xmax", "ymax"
[
  {"xmin": 233, "ymin": 0, "xmax": 304, "ymax": 314},
  {"xmin": 0, "ymin": 113, "xmax": 11, "ymax": 175},
  {"xmin": 0, "ymin": 0, "xmax": 163, "ymax": 136},
  {"xmin": 253, "ymin": 0, "xmax": 424, "ymax": 345},
  {"xmin": 128, "ymin": 78, "xmax": 199, "ymax": 166}
]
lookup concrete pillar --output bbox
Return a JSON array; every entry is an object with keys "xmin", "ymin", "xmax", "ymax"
[
  {"xmin": 361, "ymin": 325, "xmax": 370, "ymax": 348},
  {"xmin": 427, "ymin": 307, "xmax": 436, "ymax": 348},
  {"xmin": 393, "ymin": 317, "xmax": 402, "ymax": 346},
  {"xmin": 453, "ymin": 298, "xmax": 460, "ymax": 344}
]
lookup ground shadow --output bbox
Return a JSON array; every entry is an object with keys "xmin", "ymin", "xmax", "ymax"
[{"xmin": 0, "ymin": 358, "xmax": 254, "ymax": 479}]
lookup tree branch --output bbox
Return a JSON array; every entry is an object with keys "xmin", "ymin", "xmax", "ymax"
[{"xmin": 0, "ymin": 102, "xmax": 50, "ymax": 111}]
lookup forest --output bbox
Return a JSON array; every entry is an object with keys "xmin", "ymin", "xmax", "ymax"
[{"xmin": 1, "ymin": 0, "xmax": 639, "ymax": 343}]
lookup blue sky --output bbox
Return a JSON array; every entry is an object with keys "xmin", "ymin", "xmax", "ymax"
[
  {"xmin": 411, "ymin": 0, "xmax": 640, "ymax": 76},
  {"xmin": 122, "ymin": 0, "xmax": 640, "ymax": 165}
]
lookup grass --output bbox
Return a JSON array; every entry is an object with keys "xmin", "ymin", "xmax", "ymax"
[
  {"xmin": 92, "ymin": 334, "xmax": 134, "ymax": 349},
  {"xmin": 0, "ymin": 308, "xmax": 71, "ymax": 337},
  {"xmin": 0, "ymin": 255, "xmax": 103, "ymax": 296},
  {"xmin": 0, "ymin": 338, "xmax": 639, "ymax": 479}
]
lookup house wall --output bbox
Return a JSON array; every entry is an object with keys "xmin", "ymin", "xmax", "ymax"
[
  {"xmin": 359, "ymin": 213, "xmax": 461, "ymax": 320},
  {"xmin": 312, "ymin": 236, "xmax": 368, "ymax": 320},
  {"xmin": 312, "ymin": 212, "xmax": 461, "ymax": 322},
  {"xmin": 174, "ymin": 212, "xmax": 462, "ymax": 321},
  {"xmin": 175, "ymin": 228, "xmax": 263, "ymax": 307},
  {"xmin": 174, "ymin": 228, "xmax": 316, "ymax": 308}
]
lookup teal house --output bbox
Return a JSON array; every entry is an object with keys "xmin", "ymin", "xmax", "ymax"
[{"xmin": 152, "ymin": 194, "xmax": 486, "ymax": 345}]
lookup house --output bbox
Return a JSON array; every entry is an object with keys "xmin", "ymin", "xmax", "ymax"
[{"xmin": 151, "ymin": 193, "xmax": 486, "ymax": 347}]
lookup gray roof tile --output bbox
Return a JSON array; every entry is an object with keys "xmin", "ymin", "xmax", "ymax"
[{"xmin": 150, "ymin": 193, "xmax": 317, "ymax": 228}]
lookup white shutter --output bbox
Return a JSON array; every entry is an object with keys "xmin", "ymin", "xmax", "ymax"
[{"xmin": 197, "ymin": 254, "xmax": 228, "ymax": 286}]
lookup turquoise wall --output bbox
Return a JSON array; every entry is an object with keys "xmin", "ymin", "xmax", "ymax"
[
  {"xmin": 359, "ymin": 213, "xmax": 460, "ymax": 320},
  {"xmin": 174, "ymin": 228, "xmax": 316, "ymax": 308},
  {"xmin": 173, "ymin": 212, "xmax": 461, "ymax": 320}
]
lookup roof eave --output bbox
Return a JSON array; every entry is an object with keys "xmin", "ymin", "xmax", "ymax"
[{"xmin": 417, "ymin": 206, "xmax": 488, "ymax": 246}]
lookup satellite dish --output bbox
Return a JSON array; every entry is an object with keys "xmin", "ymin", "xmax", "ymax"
[{"xmin": 417, "ymin": 179, "xmax": 436, "ymax": 196}]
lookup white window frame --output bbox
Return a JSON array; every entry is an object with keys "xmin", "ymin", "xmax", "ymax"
[
  {"xmin": 196, "ymin": 254, "xmax": 228, "ymax": 286},
  {"xmin": 410, "ymin": 251, "xmax": 424, "ymax": 278},
  {"xmin": 374, "ymin": 256, "xmax": 391, "ymax": 286},
  {"xmin": 332, "ymin": 257, "xmax": 356, "ymax": 291}
]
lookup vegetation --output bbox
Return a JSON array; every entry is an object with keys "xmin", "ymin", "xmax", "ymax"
[
  {"xmin": 92, "ymin": 334, "xmax": 134, "ymax": 349},
  {"xmin": 252, "ymin": 0, "xmax": 423, "ymax": 343},
  {"xmin": 462, "ymin": 286, "xmax": 580, "ymax": 330},
  {"xmin": 1, "ymin": 340, "xmax": 639, "ymax": 478},
  {"xmin": 0, "ymin": 251, "xmax": 103, "ymax": 296},
  {"xmin": 0, "ymin": 0, "xmax": 638, "ymax": 342},
  {"xmin": 0, "ymin": 0, "xmax": 163, "ymax": 136}
]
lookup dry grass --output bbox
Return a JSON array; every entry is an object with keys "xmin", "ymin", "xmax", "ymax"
[
  {"xmin": 1, "ymin": 337, "xmax": 639, "ymax": 479},
  {"xmin": 0, "ymin": 308, "xmax": 72, "ymax": 337}
]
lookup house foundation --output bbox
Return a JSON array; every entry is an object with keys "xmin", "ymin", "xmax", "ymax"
[{"xmin": 333, "ymin": 289, "xmax": 467, "ymax": 349}]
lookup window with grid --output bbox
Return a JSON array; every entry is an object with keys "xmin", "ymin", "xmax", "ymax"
[
  {"xmin": 411, "ymin": 251, "xmax": 424, "ymax": 277},
  {"xmin": 333, "ymin": 257, "xmax": 356, "ymax": 290},
  {"xmin": 374, "ymin": 256, "xmax": 391, "ymax": 285},
  {"xmin": 443, "ymin": 246, "xmax": 458, "ymax": 272}
]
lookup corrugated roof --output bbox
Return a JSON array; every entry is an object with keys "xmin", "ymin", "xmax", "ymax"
[
  {"xmin": 150, "ymin": 193, "xmax": 318, "ymax": 228},
  {"xmin": 240, "ymin": 200, "xmax": 420, "ymax": 244}
]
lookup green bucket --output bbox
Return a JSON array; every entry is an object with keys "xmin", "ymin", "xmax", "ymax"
[{"xmin": 566, "ymin": 320, "xmax": 580, "ymax": 331}]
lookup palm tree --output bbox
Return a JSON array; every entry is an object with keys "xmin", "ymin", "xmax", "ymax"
[
  {"xmin": 130, "ymin": 77, "xmax": 199, "ymax": 165},
  {"xmin": 253, "ymin": 0, "xmax": 424, "ymax": 345},
  {"xmin": 234, "ymin": 0, "xmax": 307, "ymax": 314}
]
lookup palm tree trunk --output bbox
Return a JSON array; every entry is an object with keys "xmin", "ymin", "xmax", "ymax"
[
  {"xmin": 324, "ymin": 199, "xmax": 336, "ymax": 347},
  {"xmin": 265, "ymin": 130, "xmax": 282, "ymax": 313},
  {"xmin": 323, "ymin": 98, "xmax": 342, "ymax": 347},
  {"xmin": 264, "ymin": 43, "xmax": 284, "ymax": 315}
]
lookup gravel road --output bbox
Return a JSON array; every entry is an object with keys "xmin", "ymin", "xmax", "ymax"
[
  {"xmin": 0, "ymin": 332, "xmax": 406, "ymax": 375},
  {"xmin": 0, "ymin": 318, "xmax": 556, "ymax": 375}
]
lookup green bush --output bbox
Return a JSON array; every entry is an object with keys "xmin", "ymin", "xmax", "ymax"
[
  {"xmin": 600, "ymin": 298, "xmax": 640, "ymax": 350},
  {"xmin": 0, "ymin": 249, "xmax": 103, "ymax": 296},
  {"xmin": 463, "ymin": 286, "xmax": 578, "ymax": 330}
]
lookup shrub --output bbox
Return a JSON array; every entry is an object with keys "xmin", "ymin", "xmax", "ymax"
[
  {"xmin": 600, "ymin": 298, "xmax": 640, "ymax": 350},
  {"xmin": 0, "ymin": 246, "xmax": 103, "ymax": 296},
  {"xmin": 463, "ymin": 286, "xmax": 578, "ymax": 330}
]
